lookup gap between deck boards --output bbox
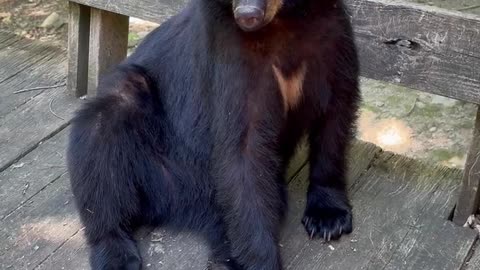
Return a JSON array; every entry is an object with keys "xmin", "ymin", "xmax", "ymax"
[{"xmin": 0, "ymin": 31, "xmax": 77, "ymax": 174}]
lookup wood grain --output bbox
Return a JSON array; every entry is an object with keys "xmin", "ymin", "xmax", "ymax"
[
  {"xmin": 70, "ymin": 0, "xmax": 187, "ymax": 23},
  {"xmin": 0, "ymin": 129, "xmax": 68, "ymax": 219},
  {"xmin": 280, "ymin": 141, "xmax": 381, "ymax": 265},
  {"xmin": 382, "ymin": 218, "xmax": 476, "ymax": 270},
  {"xmin": 0, "ymin": 42, "xmax": 59, "ymax": 86},
  {"xmin": 0, "ymin": 45, "xmax": 66, "ymax": 117},
  {"xmin": 0, "ymin": 71, "xmax": 80, "ymax": 172},
  {"xmin": 465, "ymin": 246, "xmax": 480, "ymax": 270},
  {"xmin": 0, "ymin": 173, "xmax": 82, "ymax": 270},
  {"xmin": 347, "ymin": 0, "xmax": 480, "ymax": 104},
  {"xmin": 67, "ymin": 2, "xmax": 91, "ymax": 97},
  {"xmin": 0, "ymin": 31, "xmax": 22, "ymax": 50},
  {"xmin": 454, "ymin": 107, "xmax": 480, "ymax": 225},
  {"xmin": 286, "ymin": 151, "xmax": 476, "ymax": 270},
  {"xmin": 87, "ymin": 8, "xmax": 129, "ymax": 96}
]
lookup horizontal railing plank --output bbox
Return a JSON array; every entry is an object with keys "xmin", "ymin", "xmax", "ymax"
[
  {"xmin": 346, "ymin": 0, "xmax": 480, "ymax": 103},
  {"xmin": 71, "ymin": 0, "xmax": 188, "ymax": 23},
  {"xmin": 71, "ymin": 0, "xmax": 480, "ymax": 103}
]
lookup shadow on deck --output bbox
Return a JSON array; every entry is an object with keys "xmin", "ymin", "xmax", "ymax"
[{"xmin": 0, "ymin": 30, "xmax": 478, "ymax": 270}]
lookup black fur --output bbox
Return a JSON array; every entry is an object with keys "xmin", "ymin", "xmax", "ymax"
[{"xmin": 67, "ymin": 0, "xmax": 360, "ymax": 269}]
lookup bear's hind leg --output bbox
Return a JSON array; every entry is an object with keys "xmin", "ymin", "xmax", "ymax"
[{"xmin": 68, "ymin": 65, "xmax": 164, "ymax": 270}]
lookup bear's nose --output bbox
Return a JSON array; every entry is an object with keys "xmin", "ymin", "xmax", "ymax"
[{"xmin": 234, "ymin": 6, "xmax": 265, "ymax": 32}]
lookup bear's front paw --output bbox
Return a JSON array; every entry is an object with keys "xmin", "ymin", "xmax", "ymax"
[{"xmin": 301, "ymin": 186, "xmax": 352, "ymax": 241}]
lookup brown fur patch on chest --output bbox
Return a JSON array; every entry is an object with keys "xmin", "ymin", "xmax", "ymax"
[
  {"xmin": 272, "ymin": 62, "xmax": 307, "ymax": 111},
  {"xmin": 265, "ymin": 0, "xmax": 284, "ymax": 23}
]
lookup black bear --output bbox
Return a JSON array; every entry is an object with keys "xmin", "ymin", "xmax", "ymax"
[{"xmin": 67, "ymin": 0, "xmax": 360, "ymax": 269}]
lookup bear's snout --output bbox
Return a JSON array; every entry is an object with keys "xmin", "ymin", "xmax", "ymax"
[{"xmin": 234, "ymin": 0, "xmax": 266, "ymax": 31}]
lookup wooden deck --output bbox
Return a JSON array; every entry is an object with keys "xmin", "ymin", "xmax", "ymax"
[{"xmin": 0, "ymin": 30, "xmax": 479, "ymax": 270}]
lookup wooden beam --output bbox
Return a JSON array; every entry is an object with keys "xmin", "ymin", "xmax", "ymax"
[
  {"xmin": 282, "ymin": 145, "xmax": 475, "ymax": 270},
  {"xmin": 70, "ymin": 0, "xmax": 188, "ymax": 23},
  {"xmin": 67, "ymin": 2, "xmax": 90, "ymax": 97},
  {"xmin": 87, "ymin": 8, "xmax": 129, "ymax": 96},
  {"xmin": 454, "ymin": 107, "xmax": 480, "ymax": 225},
  {"xmin": 346, "ymin": 0, "xmax": 480, "ymax": 104},
  {"xmin": 465, "ymin": 245, "xmax": 480, "ymax": 270}
]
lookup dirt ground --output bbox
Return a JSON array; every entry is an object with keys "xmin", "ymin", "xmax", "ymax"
[{"xmin": 1, "ymin": 0, "xmax": 479, "ymax": 168}]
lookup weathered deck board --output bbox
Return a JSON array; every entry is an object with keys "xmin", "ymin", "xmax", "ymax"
[
  {"xmin": 0, "ymin": 172, "xmax": 82, "ymax": 270},
  {"xmin": 285, "ymin": 152, "xmax": 477, "ymax": 270},
  {"xmin": 0, "ymin": 32, "xmax": 80, "ymax": 174},
  {"xmin": 465, "ymin": 246, "xmax": 480, "ymax": 270},
  {"xmin": 280, "ymin": 142, "xmax": 381, "ymax": 265},
  {"xmin": 0, "ymin": 32, "xmax": 85, "ymax": 269},
  {"xmin": 0, "ymin": 38, "xmax": 59, "ymax": 85},
  {"xmin": 0, "ymin": 31, "xmax": 22, "ymax": 50},
  {"xmin": 0, "ymin": 46, "xmax": 66, "ymax": 118},
  {"xmin": 34, "ymin": 229, "xmax": 88, "ymax": 270},
  {"xmin": 0, "ymin": 129, "xmax": 68, "ymax": 219},
  {"xmin": 0, "ymin": 84, "xmax": 79, "ymax": 172},
  {"xmin": 382, "ymin": 218, "xmax": 476, "ymax": 270}
]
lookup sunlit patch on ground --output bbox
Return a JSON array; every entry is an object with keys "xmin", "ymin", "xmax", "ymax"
[
  {"xmin": 358, "ymin": 78, "xmax": 476, "ymax": 169},
  {"xmin": 15, "ymin": 216, "xmax": 81, "ymax": 248},
  {"xmin": 358, "ymin": 111, "xmax": 413, "ymax": 154}
]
